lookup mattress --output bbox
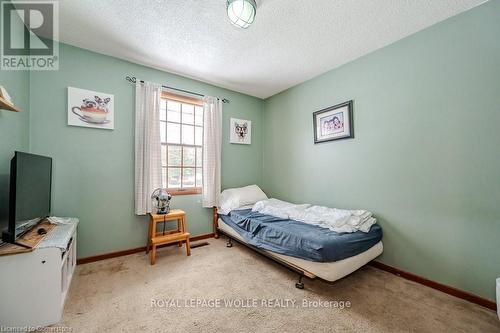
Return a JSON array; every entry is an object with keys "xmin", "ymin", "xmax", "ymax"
[
  {"xmin": 218, "ymin": 218, "xmax": 383, "ymax": 282},
  {"xmin": 219, "ymin": 208, "xmax": 382, "ymax": 262}
]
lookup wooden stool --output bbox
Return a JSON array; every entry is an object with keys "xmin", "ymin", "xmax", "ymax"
[{"xmin": 147, "ymin": 209, "xmax": 190, "ymax": 265}]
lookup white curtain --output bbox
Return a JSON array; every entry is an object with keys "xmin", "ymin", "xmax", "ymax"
[
  {"xmin": 202, "ymin": 96, "xmax": 222, "ymax": 207},
  {"xmin": 134, "ymin": 81, "xmax": 163, "ymax": 215}
]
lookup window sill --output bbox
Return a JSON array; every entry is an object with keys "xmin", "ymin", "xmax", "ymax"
[{"xmin": 168, "ymin": 188, "xmax": 202, "ymax": 196}]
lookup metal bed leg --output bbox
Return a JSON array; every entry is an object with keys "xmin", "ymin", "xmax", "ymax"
[
  {"xmin": 295, "ymin": 274, "xmax": 304, "ymax": 289},
  {"xmin": 226, "ymin": 237, "xmax": 233, "ymax": 248}
]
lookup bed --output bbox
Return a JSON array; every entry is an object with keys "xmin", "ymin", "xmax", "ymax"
[{"xmin": 213, "ymin": 185, "xmax": 384, "ymax": 288}]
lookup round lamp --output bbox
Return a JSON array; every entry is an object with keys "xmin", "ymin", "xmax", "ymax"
[{"xmin": 227, "ymin": 0, "xmax": 257, "ymax": 29}]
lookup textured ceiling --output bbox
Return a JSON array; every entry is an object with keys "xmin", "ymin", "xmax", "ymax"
[{"xmin": 54, "ymin": 0, "xmax": 486, "ymax": 99}]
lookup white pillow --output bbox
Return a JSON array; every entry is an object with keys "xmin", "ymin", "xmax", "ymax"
[{"xmin": 218, "ymin": 185, "xmax": 268, "ymax": 215}]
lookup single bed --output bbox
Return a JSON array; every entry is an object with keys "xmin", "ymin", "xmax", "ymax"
[
  {"xmin": 213, "ymin": 186, "xmax": 383, "ymax": 288},
  {"xmin": 219, "ymin": 208, "xmax": 382, "ymax": 262},
  {"xmin": 216, "ymin": 215, "xmax": 383, "ymax": 283}
]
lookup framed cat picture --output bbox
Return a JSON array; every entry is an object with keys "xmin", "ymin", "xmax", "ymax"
[
  {"xmin": 68, "ymin": 87, "xmax": 115, "ymax": 130},
  {"xmin": 230, "ymin": 118, "xmax": 251, "ymax": 145}
]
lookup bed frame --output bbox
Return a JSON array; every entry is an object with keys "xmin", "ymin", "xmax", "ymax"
[{"xmin": 213, "ymin": 207, "xmax": 315, "ymax": 289}]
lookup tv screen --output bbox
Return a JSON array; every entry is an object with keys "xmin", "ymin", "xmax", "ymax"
[{"xmin": 2, "ymin": 152, "xmax": 52, "ymax": 242}]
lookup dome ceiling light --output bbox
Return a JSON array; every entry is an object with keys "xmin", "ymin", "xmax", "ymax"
[{"xmin": 226, "ymin": 0, "xmax": 257, "ymax": 29}]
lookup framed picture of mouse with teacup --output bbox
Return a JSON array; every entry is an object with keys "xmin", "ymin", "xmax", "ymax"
[{"xmin": 68, "ymin": 87, "xmax": 114, "ymax": 130}]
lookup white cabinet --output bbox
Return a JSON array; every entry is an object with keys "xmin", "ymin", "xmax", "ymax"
[
  {"xmin": 0, "ymin": 227, "xmax": 77, "ymax": 327},
  {"xmin": 496, "ymin": 278, "xmax": 499, "ymax": 320}
]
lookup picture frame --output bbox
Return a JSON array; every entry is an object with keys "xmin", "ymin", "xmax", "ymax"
[
  {"xmin": 68, "ymin": 87, "xmax": 114, "ymax": 130},
  {"xmin": 230, "ymin": 118, "xmax": 251, "ymax": 145},
  {"xmin": 313, "ymin": 100, "xmax": 354, "ymax": 144}
]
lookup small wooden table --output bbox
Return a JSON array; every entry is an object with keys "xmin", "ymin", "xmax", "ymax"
[{"xmin": 147, "ymin": 209, "xmax": 190, "ymax": 265}]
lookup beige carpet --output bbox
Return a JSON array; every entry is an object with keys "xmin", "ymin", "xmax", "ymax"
[{"xmin": 58, "ymin": 238, "xmax": 499, "ymax": 332}]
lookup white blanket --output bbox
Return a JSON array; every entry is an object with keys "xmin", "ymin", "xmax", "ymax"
[{"xmin": 252, "ymin": 199, "xmax": 376, "ymax": 233}]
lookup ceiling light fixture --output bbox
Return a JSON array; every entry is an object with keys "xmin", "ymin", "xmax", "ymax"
[{"xmin": 226, "ymin": 0, "xmax": 257, "ymax": 29}]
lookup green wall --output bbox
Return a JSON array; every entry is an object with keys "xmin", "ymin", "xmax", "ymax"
[
  {"xmin": 0, "ymin": 71, "xmax": 30, "ymax": 229},
  {"xmin": 28, "ymin": 43, "xmax": 263, "ymax": 258},
  {"xmin": 262, "ymin": 1, "xmax": 500, "ymax": 300},
  {"xmin": 0, "ymin": 4, "xmax": 30, "ymax": 230}
]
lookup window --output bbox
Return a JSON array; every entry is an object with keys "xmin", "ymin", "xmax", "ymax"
[{"xmin": 160, "ymin": 92, "xmax": 203, "ymax": 195}]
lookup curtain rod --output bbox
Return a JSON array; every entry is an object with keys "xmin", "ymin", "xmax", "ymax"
[{"xmin": 125, "ymin": 76, "xmax": 230, "ymax": 104}]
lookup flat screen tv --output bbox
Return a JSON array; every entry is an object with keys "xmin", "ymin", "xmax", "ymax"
[{"xmin": 1, "ymin": 151, "xmax": 52, "ymax": 243}]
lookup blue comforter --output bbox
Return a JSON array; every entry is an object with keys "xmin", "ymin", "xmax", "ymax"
[{"xmin": 220, "ymin": 209, "xmax": 382, "ymax": 262}]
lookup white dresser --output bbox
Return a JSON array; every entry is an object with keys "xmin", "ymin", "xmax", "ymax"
[{"xmin": 0, "ymin": 219, "xmax": 78, "ymax": 328}]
